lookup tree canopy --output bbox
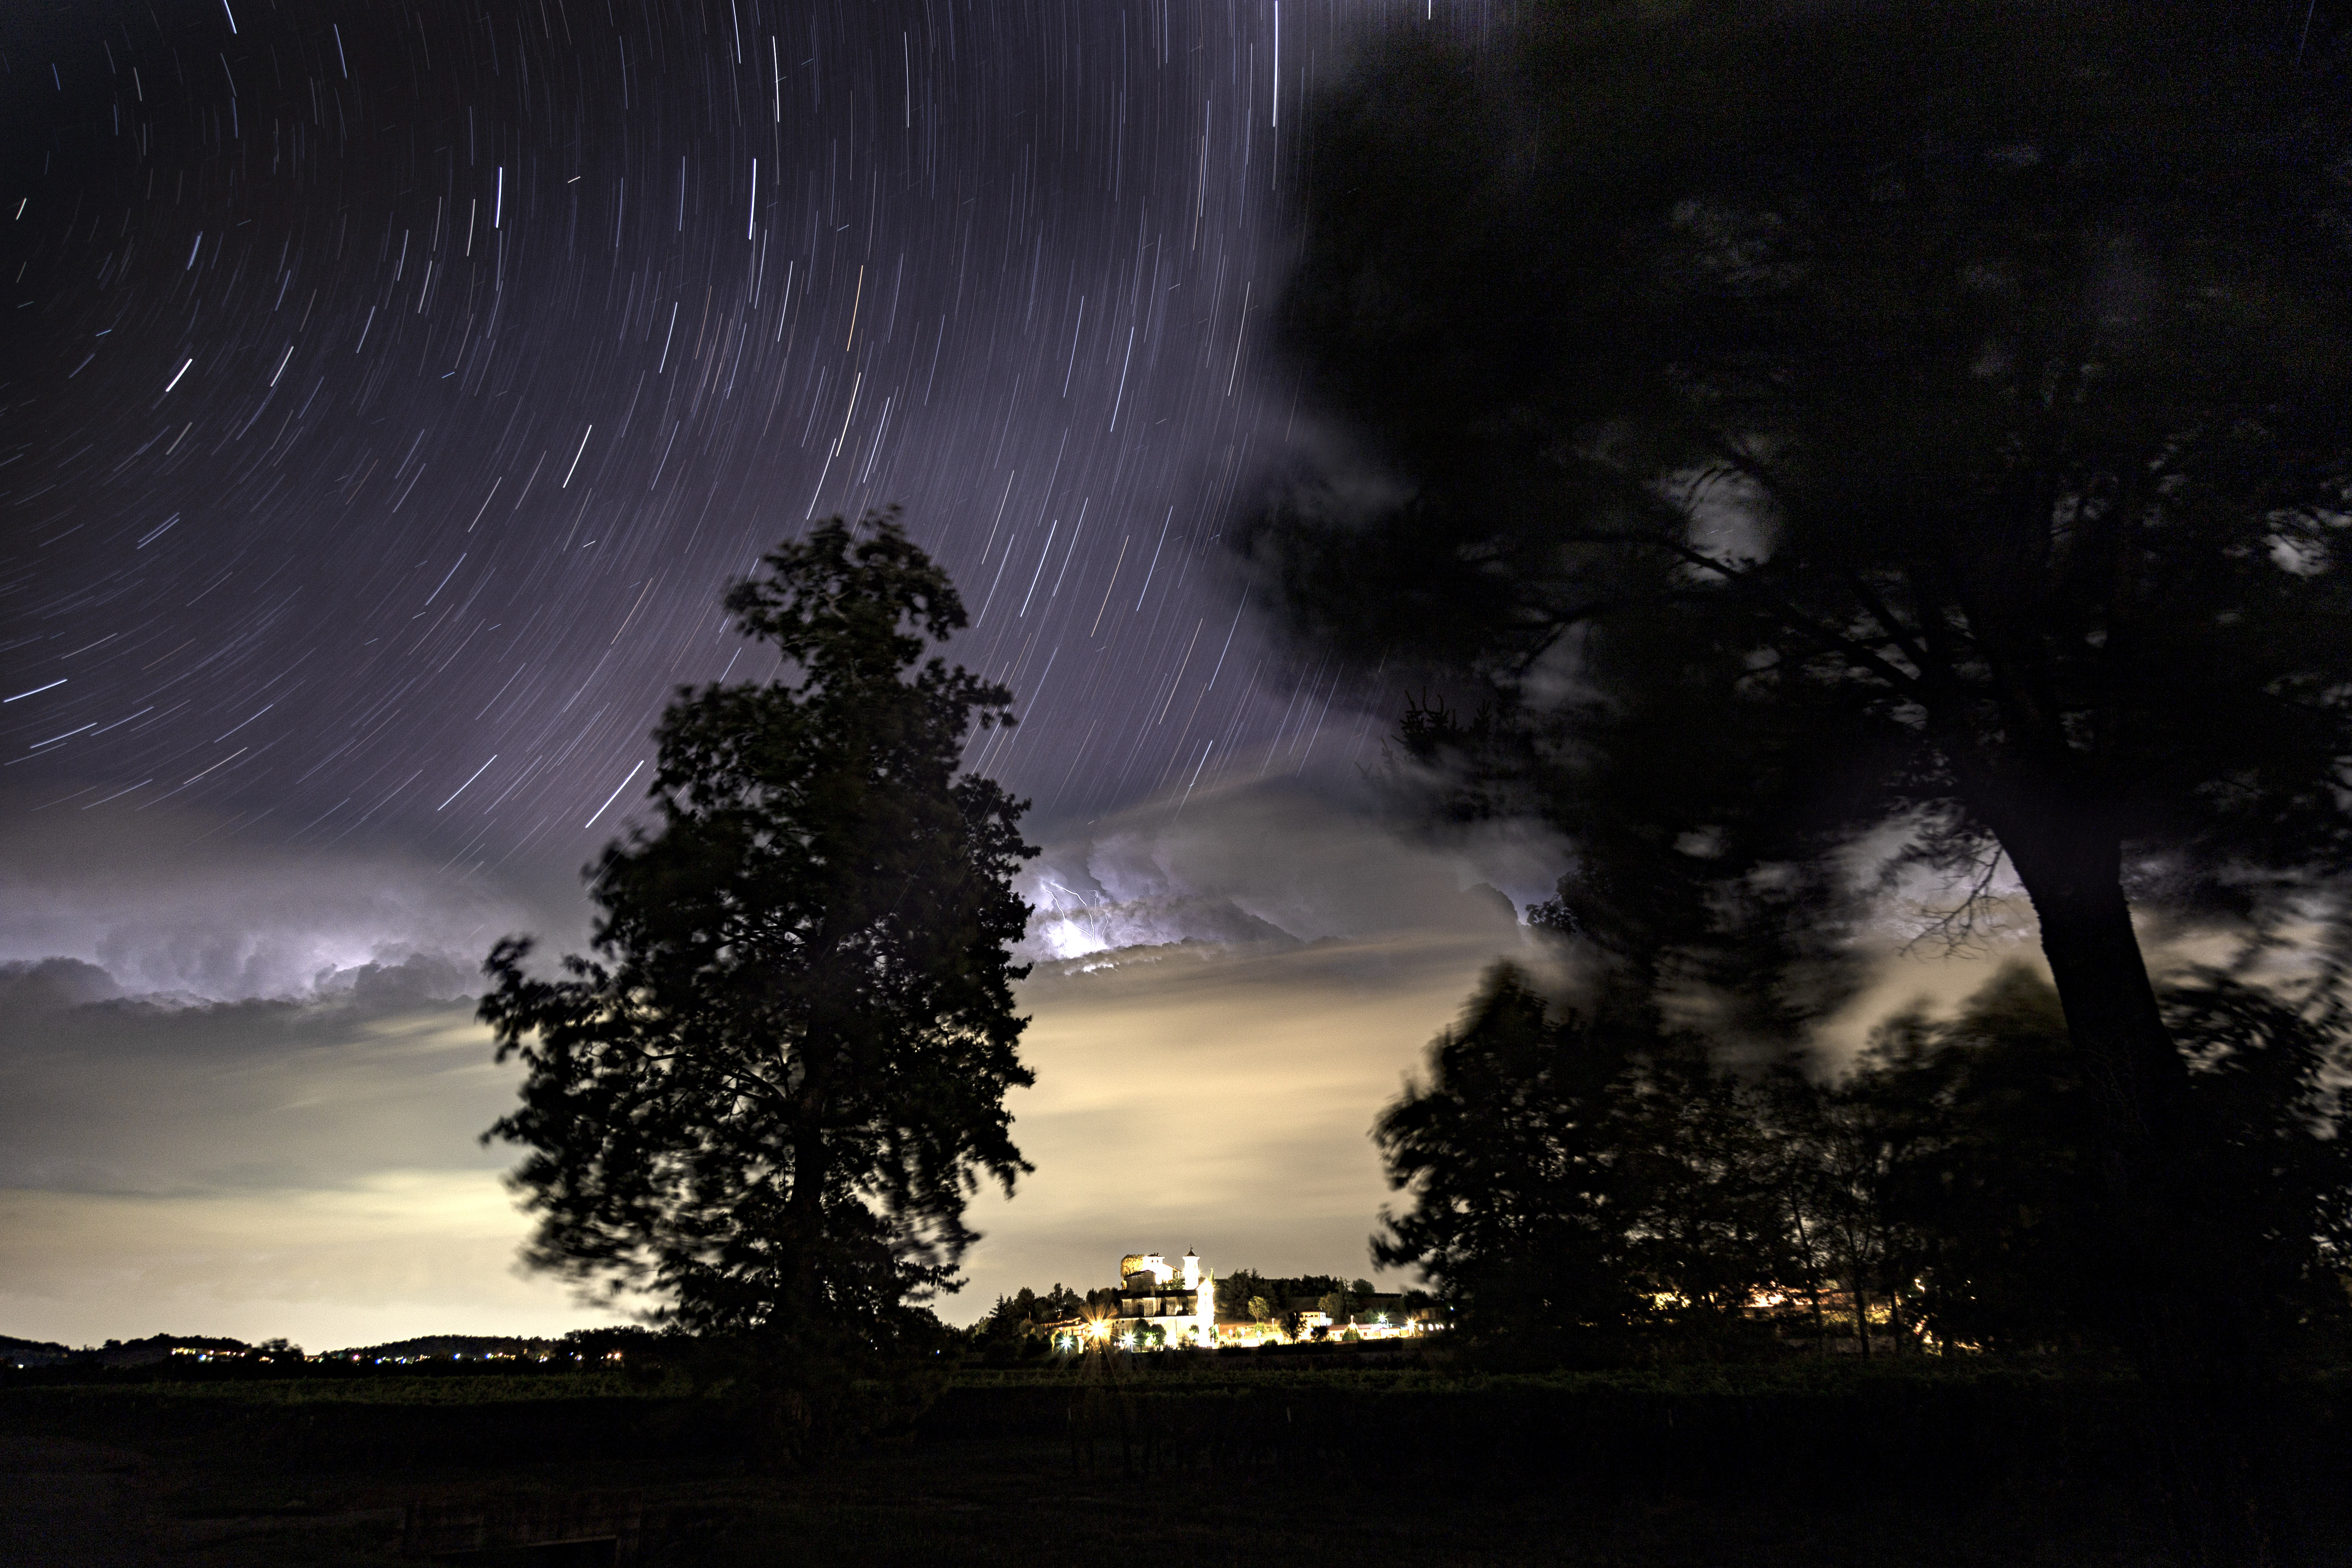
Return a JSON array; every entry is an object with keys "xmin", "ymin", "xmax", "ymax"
[
  {"xmin": 1375, "ymin": 959, "xmax": 2351, "ymax": 1352},
  {"xmin": 1373, "ymin": 963, "xmax": 1797, "ymax": 1341},
  {"xmin": 481, "ymin": 514, "xmax": 1036, "ymax": 1369},
  {"xmin": 1259, "ymin": 1, "xmax": 2352, "ymax": 1355}
]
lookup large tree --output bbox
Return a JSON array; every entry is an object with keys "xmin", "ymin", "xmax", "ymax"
[
  {"xmin": 1372, "ymin": 966, "xmax": 1638, "ymax": 1336},
  {"xmin": 1373, "ymin": 962, "xmax": 1792, "ymax": 1339},
  {"xmin": 1375, "ymin": 961, "xmax": 2352, "ymax": 1354},
  {"xmin": 481, "ymin": 514, "xmax": 1036, "ymax": 1384},
  {"xmin": 1260, "ymin": 2, "xmax": 2352, "ymax": 1353}
]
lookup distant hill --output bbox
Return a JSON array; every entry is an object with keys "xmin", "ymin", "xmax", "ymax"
[
  {"xmin": 2, "ymin": 1333, "xmax": 261, "ymax": 1368},
  {"xmin": 320, "ymin": 1335, "xmax": 555, "ymax": 1362},
  {"xmin": 7, "ymin": 1328, "xmax": 661, "ymax": 1369},
  {"xmin": 91, "ymin": 1334, "xmax": 256, "ymax": 1367}
]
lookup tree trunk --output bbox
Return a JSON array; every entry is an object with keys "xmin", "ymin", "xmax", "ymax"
[
  {"xmin": 1845, "ymin": 1219, "xmax": 1874, "ymax": 1360},
  {"xmin": 2010, "ymin": 839, "xmax": 2186, "ymax": 1153},
  {"xmin": 1785, "ymin": 1188, "xmax": 1831, "ymax": 1355},
  {"xmin": 1988, "ymin": 800, "xmax": 2280, "ymax": 1565},
  {"xmin": 784, "ymin": 1075, "xmax": 834, "ymax": 1330},
  {"xmin": 1997, "ymin": 811, "xmax": 2200, "ymax": 1358}
]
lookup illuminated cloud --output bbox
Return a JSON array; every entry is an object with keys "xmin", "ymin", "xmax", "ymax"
[
  {"xmin": 0, "ymin": 779, "xmax": 1553, "ymax": 1341},
  {"xmin": 1020, "ymin": 777, "xmax": 1548, "ymax": 961},
  {"xmin": 0, "ymin": 944, "xmax": 619, "ymax": 1347},
  {"xmin": 0, "ymin": 808, "xmax": 559, "ymax": 1004},
  {"xmin": 963, "ymin": 780, "xmax": 1545, "ymax": 1309},
  {"xmin": 0, "ymin": 817, "xmax": 614, "ymax": 1346}
]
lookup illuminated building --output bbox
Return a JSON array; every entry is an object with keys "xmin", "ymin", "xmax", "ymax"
[{"xmin": 1107, "ymin": 1249, "xmax": 1216, "ymax": 1348}]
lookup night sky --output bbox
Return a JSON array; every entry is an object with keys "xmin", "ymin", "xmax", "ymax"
[
  {"xmin": 1, "ymin": 0, "xmax": 1408, "ymax": 868},
  {"xmin": 0, "ymin": 0, "xmax": 1598, "ymax": 1346}
]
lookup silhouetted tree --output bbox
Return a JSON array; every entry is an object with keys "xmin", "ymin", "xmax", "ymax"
[
  {"xmin": 1842, "ymin": 967, "xmax": 2101, "ymax": 1351},
  {"xmin": 979, "ymin": 1282, "xmax": 1086, "ymax": 1348},
  {"xmin": 1379, "ymin": 960, "xmax": 2349, "ymax": 1366},
  {"xmin": 1763, "ymin": 1047, "xmax": 1936, "ymax": 1357},
  {"xmin": 1217, "ymin": 1270, "xmax": 1349, "ymax": 1320},
  {"xmin": 2159, "ymin": 974, "xmax": 2352, "ymax": 1339},
  {"xmin": 1611, "ymin": 1038, "xmax": 1797, "ymax": 1328},
  {"xmin": 1219, "ymin": 1267, "xmax": 1272, "ymax": 1320},
  {"xmin": 481, "ymin": 513, "xmax": 1036, "ymax": 1446},
  {"xmin": 1259, "ymin": 1, "xmax": 2352, "ymax": 1362},
  {"xmin": 1373, "ymin": 965, "xmax": 1642, "ymax": 1336},
  {"xmin": 1376, "ymin": 962, "xmax": 1791, "ymax": 1339},
  {"xmin": 1841, "ymin": 965, "xmax": 2352, "ymax": 1353}
]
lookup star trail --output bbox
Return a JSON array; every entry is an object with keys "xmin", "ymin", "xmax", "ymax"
[
  {"xmin": 0, "ymin": 0, "xmax": 1550, "ymax": 1344},
  {"xmin": 0, "ymin": 0, "xmax": 1504, "ymax": 874}
]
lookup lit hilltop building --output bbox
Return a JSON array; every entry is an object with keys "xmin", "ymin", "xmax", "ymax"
[{"xmin": 1106, "ymin": 1250, "xmax": 1215, "ymax": 1347}]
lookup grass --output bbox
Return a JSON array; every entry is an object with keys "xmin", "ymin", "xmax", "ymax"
[
  {"xmin": 8, "ymin": 1419, "xmax": 2190, "ymax": 1567},
  {"xmin": 8, "ymin": 1371, "xmax": 644, "ymax": 1405},
  {"xmin": 952, "ymin": 1344, "xmax": 2148, "ymax": 1393},
  {"xmin": 628, "ymin": 1434, "xmax": 2187, "ymax": 1568},
  {"xmin": 3, "ymin": 1353, "xmax": 2343, "ymax": 1565}
]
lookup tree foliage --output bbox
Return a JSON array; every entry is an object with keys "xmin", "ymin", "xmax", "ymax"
[
  {"xmin": 1376, "ymin": 961, "xmax": 2352, "ymax": 1353},
  {"xmin": 1373, "ymin": 963, "xmax": 1792, "ymax": 1339},
  {"xmin": 1372, "ymin": 965, "xmax": 1645, "ymax": 1334},
  {"xmin": 481, "ymin": 514, "xmax": 1037, "ymax": 1372},
  {"xmin": 1260, "ymin": 0, "xmax": 2352, "ymax": 1352},
  {"xmin": 980, "ymin": 1283, "xmax": 1086, "ymax": 1340}
]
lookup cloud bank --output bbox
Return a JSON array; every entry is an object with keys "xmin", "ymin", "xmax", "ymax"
[
  {"xmin": 0, "ymin": 780, "xmax": 1562, "ymax": 1342},
  {"xmin": 0, "ymin": 947, "xmax": 625, "ymax": 1347},
  {"xmin": 1020, "ymin": 777, "xmax": 1552, "ymax": 961},
  {"xmin": 959, "ymin": 781, "xmax": 1547, "ymax": 1312},
  {"xmin": 0, "ymin": 805, "xmax": 616, "ymax": 1347},
  {"xmin": 0, "ymin": 805, "xmax": 564, "ymax": 1003}
]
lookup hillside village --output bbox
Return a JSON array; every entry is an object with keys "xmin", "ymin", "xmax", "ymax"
[
  {"xmin": 976, "ymin": 1251, "xmax": 1446, "ymax": 1355},
  {"xmin": 0, "ymin": 1330, "xmax": 649, "ymax": 1370},
  {"xmin": 4, "ymin": 1253, "xmax": 1444, "ymax": 1374}
]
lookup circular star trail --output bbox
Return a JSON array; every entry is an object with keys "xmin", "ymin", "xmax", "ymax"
[{"xmin": 0, "ymin": 1, "xmax": 1495, "ymax": 886}]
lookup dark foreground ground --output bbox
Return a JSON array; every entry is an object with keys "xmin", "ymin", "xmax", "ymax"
[{"xmin": 3, "ymin": 1354, "xmax": 2346, "ymax": 1566}]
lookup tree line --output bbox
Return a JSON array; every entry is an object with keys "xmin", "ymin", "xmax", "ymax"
[
  {"xmin": 1249, "ymin": 0, "xmax": 2352, "ymax": 1380},
  {"xmin": 1377, "ymin": 960, "xmax": 2350, "ymax": 1354},
  {"xmin": 469, "ymin": 9, "xmax": 2352, "ymax": 1502}
]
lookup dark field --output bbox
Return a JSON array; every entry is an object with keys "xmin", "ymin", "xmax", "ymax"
[{"xmin": 4, "ymin": 1353, "xmax": 2348, "ymax": 1565}]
